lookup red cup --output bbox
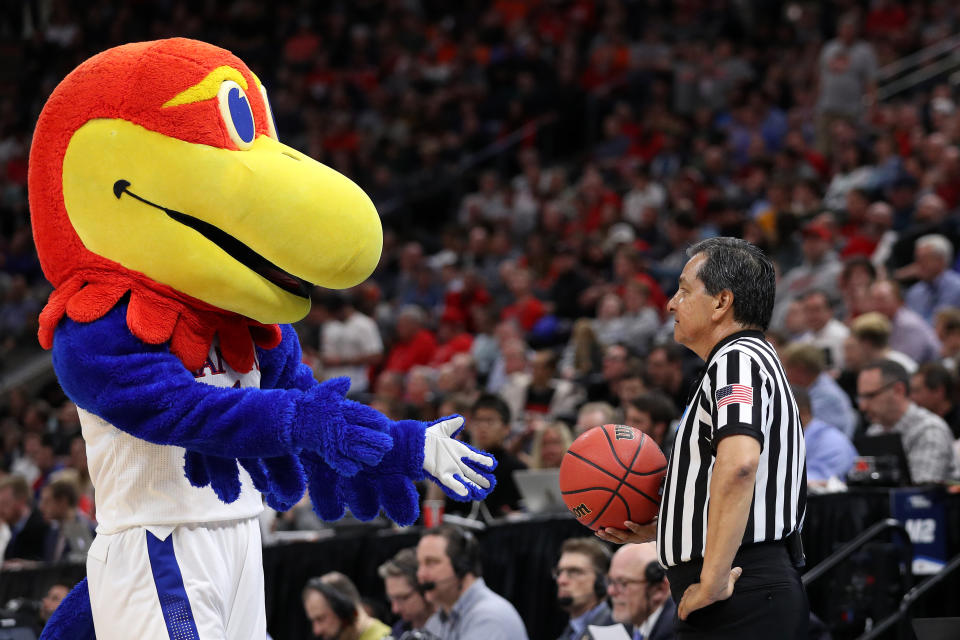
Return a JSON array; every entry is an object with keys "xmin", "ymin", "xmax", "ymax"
[{"xmin": 422, "ymin": 500, "xmax": 444, "ymax": 528}]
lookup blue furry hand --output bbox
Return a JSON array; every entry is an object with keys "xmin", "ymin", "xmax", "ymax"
[
  {"xmin": 292, "ymin": 377, "xmax": 394, "ymax": 476},
  {"xmin": 422, "ymin": 416, "xmax": 498, "ymax": 501}
]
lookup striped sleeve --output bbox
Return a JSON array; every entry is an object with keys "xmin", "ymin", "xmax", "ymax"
[{"xmin": 708, "ymin": 349, "xmax": 768, "ymax": 449}]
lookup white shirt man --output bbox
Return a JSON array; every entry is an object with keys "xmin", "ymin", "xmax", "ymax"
[{"xmin": 323, "ymin": 306, "xmax": 383, "ymax": 393}]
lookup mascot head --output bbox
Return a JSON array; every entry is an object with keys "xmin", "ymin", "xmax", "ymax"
[{"xmin": 29, "ymin": 38, "xmax": 382, "ymax": 339}]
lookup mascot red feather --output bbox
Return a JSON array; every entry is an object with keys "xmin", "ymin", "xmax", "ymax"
[{"xmin": 30, "ymin": 38, "xmax": 496, "ymax": 640}]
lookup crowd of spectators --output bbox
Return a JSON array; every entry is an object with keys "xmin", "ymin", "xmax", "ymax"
[{"xmin": 3, "ymin": 0, "xmax": 960, "ymax": 635}]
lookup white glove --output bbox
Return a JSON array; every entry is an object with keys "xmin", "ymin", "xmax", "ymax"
[{"xmin": 422, "ymin": 416, "xmax": 497, "ymax": 499}]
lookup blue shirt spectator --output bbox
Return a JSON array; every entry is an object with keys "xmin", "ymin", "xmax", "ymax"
[
  {"xmin": 904, "ymin": 235, "xmax": 960, "ymax": 321},
  {"xmin": 804, "ymin": 417, "xmax": 859, "ymax": 482},
  {"xmin": 809, "ymin": 372, "xmax": 858, "ymax": 440}
]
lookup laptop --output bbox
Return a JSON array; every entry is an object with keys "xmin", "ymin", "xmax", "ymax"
[
  {"xmin": 850, "ymin": 433, "xmax": 913, "ymax": 486},
  {"xmin": 913, "ymin": 617, "xmax": 960, "ymax": 640},
  {"xmin": 513, "ymin": 469, "xmax": 568, "ymax": 514}
]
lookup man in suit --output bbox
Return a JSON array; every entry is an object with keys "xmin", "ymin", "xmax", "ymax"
[
  {"xmin": 555, "ymin": 537, "xmax": 618, "ymax": 640},
  {"xmin": 0, "ymin": 474, "xmax": 50, "ymax": 563},
  {"xmin": 608, "ymin": 543, "xmax": 675, "ymax": 640}
]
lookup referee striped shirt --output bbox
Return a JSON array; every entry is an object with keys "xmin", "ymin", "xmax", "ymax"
[{"xmin": 657, "ymin": 330, "xmax": 807, "ymax": 568}]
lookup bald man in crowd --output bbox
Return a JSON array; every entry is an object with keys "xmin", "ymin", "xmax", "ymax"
[{"xmin": 607, "ymin": 543, "xmax": 675, "ymax": 640}]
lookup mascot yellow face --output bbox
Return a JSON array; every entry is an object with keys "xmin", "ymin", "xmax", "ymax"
[{"xmin": 30, "ymin": 38, "xmax": 382, "ymax": 324}]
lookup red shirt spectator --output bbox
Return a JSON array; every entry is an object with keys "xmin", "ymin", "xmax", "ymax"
[
  {"xmin": 384, "ymin": 307, "xmax": 437, "ymax": 373},
  {"xmin": 431, "ymin": 307, "xmax": 475, "ymax": 365}
]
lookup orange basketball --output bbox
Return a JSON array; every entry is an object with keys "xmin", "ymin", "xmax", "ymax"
[{"xmin": 559, "ymin": 424, "xmax": 668, "ymax": 531}]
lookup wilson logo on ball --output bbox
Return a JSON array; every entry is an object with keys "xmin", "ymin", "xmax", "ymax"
[
  {"xmin": 614, "ymin": 425, "xmax": 636, "ymax": 440},
  {"xmin": 571, "ymin": 503, "xmax": 592, "ymax": 518}
]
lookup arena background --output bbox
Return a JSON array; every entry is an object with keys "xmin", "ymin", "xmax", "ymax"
[{"xmin": 1, "ymin": 1, "xmax": 960, "ymax": 639}]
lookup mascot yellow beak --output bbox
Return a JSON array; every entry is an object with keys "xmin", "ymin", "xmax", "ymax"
[{"xmin": 61, "ymin": 119, "xmax": 382, "ymax": 324}]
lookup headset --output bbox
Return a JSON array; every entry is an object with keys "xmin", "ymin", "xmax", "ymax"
[
  {"xmin": 593, "ymin": 544, "xmax": 612, "ymax": 599},
  {"xmin": 305, "ymin": 579, "xmax": 358, "ymax": 626},
  {"xmin": 442, "ymin": 526, "xmax": 481, "ymax": 579},
  {"xmin": 644, "ymin": 560, "xmax": 665, "ymax": 585}
]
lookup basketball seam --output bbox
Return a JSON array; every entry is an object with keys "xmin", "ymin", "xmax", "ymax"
[
  {"xmin": 561, "ymin": 486, "xmax": 620, "ymax": 495},
  {"xmin": 566, "ymin": 451, "xmax": 663, "ymax": 507},
  {"xmin": 602, "ymin": 425, "xmax": 642, "ymax": 472},
  {"xmin": 586, "ymin": 434, "xmax": 645, "ymax": 527}
]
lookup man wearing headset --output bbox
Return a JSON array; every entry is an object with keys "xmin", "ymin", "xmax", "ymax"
[
  {"xmin": 554, "ymin": 537, "xmax": 618, "ymax": 640},
  {"xmin": 415, "ymin": 523, "xmax": 528, "ymax": 639},
  {"xmin": 379, "ymin": 547, "xmax": 434, "ymax": 637},
  {"xmin": 608, "ymin": 543, "xmax": 676, "ymax": 640},
  {"xmin": 302, "ymin": 571, "xmax": 392, "ymax": 640}
]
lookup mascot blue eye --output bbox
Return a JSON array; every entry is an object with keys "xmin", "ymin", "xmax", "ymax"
[{"xmin": 216, "ymin": 80, "xmax": 256, "ymax": 149}]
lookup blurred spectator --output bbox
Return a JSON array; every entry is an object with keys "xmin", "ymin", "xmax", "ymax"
[
  {"xmin": 934, "ymin": 307, "xmax": 960, "ymax": 370},
  {"xmin": 383, "ymin": 306, "xmax": 437, "ymax": 373},
  {"xmin": 794, "ymin": 387, "xmax": 857, "ymax": 484},
  {"xmin": 815, "ymin": 13, "xmax": 877, "ymax": 155},
  {"xmin": 624, "ymin": 392, "xmax": 678, "ymax": 456},
  {"xmin": 302, "ymin": 571, "xmax": 391, "ymax": 640},
  {"xmin": 644, "ymin": 344, "xmax": 694, "ymax": 412},
  {"xmin": 547, "ymin": 244, "xmax": 591, "ymax": 321},
  {"xmin": 838, "ymin": 257, "xmax": 878, "ymax": 322},
  {"xmin": 869, "ymin": 279, "xmax": 941, "ymax": 364},
  {"xmin": 560, "ymin": 319, "xmax": 604, "ymax": 382},
  {"xmin": 320, "ymin": 292, "xmax": 383, "ymax": 394},
  {"xmin": 910, "ymin": 363, "xmax": 960, "ymax": 440},
  {"xmin": 783, "ymin": 343, "xmax": 857, "ymax": 439},
  {"xmin": 38, "ymin": 473, "xmax": 94, "ymax": 564},
  {"xmin": 585, "ymin": 344, "xmax": 631, "ymax": 407},
  {"xmin": 850, "ymin": 311, "xmax": 918, "ymax": 374},
  {"xmin": 903, "ymin": 234, "xmax": 960, "ymax": 321},
  {"xmin": 377, "ymin": 547, "xmax": 433, "ymax": 637},
  {"xmin": 575, "ymin": 402, "xmax": 617, "ymax": 438},
  {"xmin": 554, "ymin": 537, "xmax": 616, "ymax": 640},
  {"xmin": 525, "ymin": 420, "xmax": 574, "ymax": 470},
  {"xmin": 453, "ymin": 394, "xmax": 525, "ymax": 517},
  {"xmin": 0, "ymin": 474, "xmax": 48, "ymax": 563},
  {"xmin": 889, "ymin": 195, "xmax": 960, "ymax": 276},
  {"xmin": 857, "ymin": 359, "xmax": 956, "ymax": 484},
  {"xmin": 39, "ymin": 583, "xmax": 70, "ymax": 628},
  {"xmin": 607, "ymin": 542, "xmax": 675, "ymax": 640},
  {"xmin": 501, "ymin": 267, "xmax": 546, "ymax": 332},
  {"xmin": 416, "ymin": 524, "xmax": 528, "ymax": 639},
  {"xmin": 501, "ymin": 350, "xmax": 584, "ymax": 433},
  {"xmin": 431, "ymin": 307, "xmax": 474, "ymax": 366},
  {"xmin": 773, "ymin": 223, "xmax": 843, "ymax": 331},
  {"xmin": 796, "ymin": 289, "xmax": 850, "ymax": 371}
]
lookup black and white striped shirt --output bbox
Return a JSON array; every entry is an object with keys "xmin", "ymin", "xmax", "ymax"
[{"xmin": 657, "ymin": 330, "xmax": 807, "ymax": 568}]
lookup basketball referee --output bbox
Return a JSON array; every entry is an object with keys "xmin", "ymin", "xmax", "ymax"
[{"xmin": 598, "ymin": 237, "xmax": 808, "ymax": 639}]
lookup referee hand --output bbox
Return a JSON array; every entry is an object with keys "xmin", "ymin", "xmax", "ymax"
[
  {"xmin": 677, "ymin": 567, "xmax": 742, "ymax": 620},
  {"xmin": 594, "ymin": 519, "xmax": 656, "ymax": 545}
]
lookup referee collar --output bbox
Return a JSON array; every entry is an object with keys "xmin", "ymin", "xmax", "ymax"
[{"xmin": 705, "ymin": 329, "xmax": 766, "ymax": 364}]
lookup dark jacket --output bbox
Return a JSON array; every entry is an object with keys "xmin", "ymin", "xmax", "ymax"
[
  {"xmin": 558, "ymin": 600, "xmax": 618, "ymax": 640},
  {"xmin": 4, "ymin": 509, "xmax": 50, "ymax": 561}
]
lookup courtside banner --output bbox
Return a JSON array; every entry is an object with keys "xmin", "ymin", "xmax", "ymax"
[{"xmin": 891, "ymin": 487, "xmax": 947, "ymax": 575}]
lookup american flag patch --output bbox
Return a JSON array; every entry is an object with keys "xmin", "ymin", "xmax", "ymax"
[{"xmin": 716, "ymin": 384, "xmax": 753, "ymax": 408}]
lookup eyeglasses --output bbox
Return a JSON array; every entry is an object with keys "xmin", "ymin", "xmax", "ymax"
[
  {"xmin": 857, "ymin": 380, "xmax": 898, "ymax": 401},
  {"xmin": 552, "ymin": 566, "xmax": 589, "ymax": 580},
  {"xmin": 387, "ymin": 591, "xmax": 417, "ymax": 604},
  {"xmin": 606, "ymin": 576, "xmax": 647, "ymax": 590}
]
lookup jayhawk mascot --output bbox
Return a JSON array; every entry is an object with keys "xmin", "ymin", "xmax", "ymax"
[{"xmin": 29, "ymin": 38, "xmax": 496, "ymax": 640}]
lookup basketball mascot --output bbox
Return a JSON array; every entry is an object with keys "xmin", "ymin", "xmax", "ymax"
[{"xmin": 29, "ymin": 38, "xmax": 496, "ymax": 639}]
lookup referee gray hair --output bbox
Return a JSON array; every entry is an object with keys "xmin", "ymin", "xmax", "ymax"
[
  {"xmin": 687, "ymin": 237, "xmax": 776, "ymax": 331},
  {"xmin": 916, "ymin": 234, "xmax": 953, "ymax": 264}
]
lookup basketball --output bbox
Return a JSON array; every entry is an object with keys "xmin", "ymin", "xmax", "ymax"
[{"xmin": 558, "ymin": 424, "xmax": 668, "ymax": 531}]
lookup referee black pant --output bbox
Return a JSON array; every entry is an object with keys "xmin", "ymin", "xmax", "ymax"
[{"xmin": 665, "ymin": 541, "xmax": 809, "ymax": 639}]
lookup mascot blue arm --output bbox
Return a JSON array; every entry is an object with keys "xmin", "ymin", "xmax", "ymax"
[{"xmin": 52, "ymin": 304, "xmax": 395, "ymax": 479}]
